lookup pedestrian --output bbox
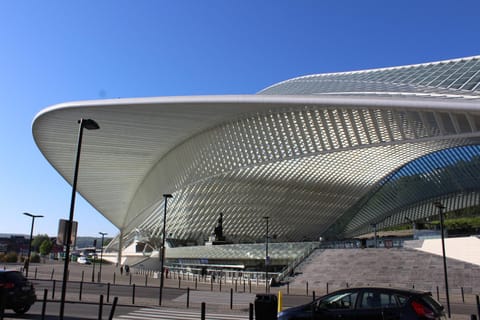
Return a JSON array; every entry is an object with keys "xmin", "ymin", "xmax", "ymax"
[{"xmin": 125, "ymin": 265, "xmax": 130, "ymax": 275}]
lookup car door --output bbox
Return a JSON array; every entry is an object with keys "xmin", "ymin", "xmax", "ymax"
[
  {"xmin": 315, "ymin": 289, "xmax": 358, "ymax": 320},
  {"xmin": 355, "ymin": 289, "xmax": 402, "ymax": 320}
]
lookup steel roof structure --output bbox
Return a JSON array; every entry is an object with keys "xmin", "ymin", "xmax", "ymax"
[{"xmin": 33, "ymin": 55, "xmax": 480, "ymax": 247}]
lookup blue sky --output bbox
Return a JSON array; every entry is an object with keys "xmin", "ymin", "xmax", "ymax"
[{"xmin": 1, "ymin": 1, "xmax": 479, "ymax": 237}]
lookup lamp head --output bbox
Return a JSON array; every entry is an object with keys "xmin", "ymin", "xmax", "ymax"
[
  {"xmin": 434, "ymin": 201, "xmax": 445, "ymax": 209},
  {"xmin": 80, "ymin": 119, "xmax": 100, "ymax": 130},
  {"xmin": 23, "ymin": 212, "xmax": 44, "ymax": 218}
]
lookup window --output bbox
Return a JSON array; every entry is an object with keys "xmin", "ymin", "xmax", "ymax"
[
  {"xmin": 318, "ymin": 291, "xmax": 358, "ymax": 310},
  {"xmin": 359, "ymin": 291, "xmax": 403, "ymax": 309}
]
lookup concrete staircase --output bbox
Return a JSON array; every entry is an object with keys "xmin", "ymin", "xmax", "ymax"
[{"xmin": 289, "ymin": 247, "xmax": 480, "ymax": 294}]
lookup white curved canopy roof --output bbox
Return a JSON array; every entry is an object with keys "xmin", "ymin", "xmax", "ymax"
[{"xmin": 33, "ymin": 55, "xmax": 480, "ymax": 243}]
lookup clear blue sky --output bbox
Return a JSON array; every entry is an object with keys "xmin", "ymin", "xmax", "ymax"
[{"xmin": 1, "ymin": 1, "xmax": 479, "ymax": 237}]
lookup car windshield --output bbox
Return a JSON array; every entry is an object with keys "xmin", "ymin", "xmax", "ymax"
[
  {"xmin": 3, "ymin": 272, "xmax": 26, "ymax": 283},
  {"xmin": 318, "ymin": 292, "xmax": 358, "ymax": 309}
]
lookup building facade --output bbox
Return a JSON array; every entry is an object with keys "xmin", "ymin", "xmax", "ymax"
[{"xmin": 33, "ymin": 55, "xmax": 480, "ymax": 253}]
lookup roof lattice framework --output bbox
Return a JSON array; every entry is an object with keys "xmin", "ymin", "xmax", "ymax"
[{"xmin": 32, "ymin": 55, "xmax": 480, "ymax": 246}]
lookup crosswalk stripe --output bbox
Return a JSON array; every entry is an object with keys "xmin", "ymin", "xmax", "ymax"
[
  {"xmin": 114, "ymin": 307, "xmax": 249, "ymax": 320},
  {"xmin": 173, "ymin": 291, "xmax": 256, "ymax": 305}
]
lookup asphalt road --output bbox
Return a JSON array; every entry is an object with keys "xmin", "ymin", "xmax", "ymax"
[{"xmin": 2, "ymin": 262, "xmax": 479, "ymax": 319}]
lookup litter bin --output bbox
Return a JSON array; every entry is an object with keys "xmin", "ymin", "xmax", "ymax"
[{"xmin": 255, "ymin": 293, "xmax": 278, "ymax": 320}]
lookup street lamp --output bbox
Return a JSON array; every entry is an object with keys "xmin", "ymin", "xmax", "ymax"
[
  {"xmin": 371, "ymin": 223, "xmax": 377, "ymax": 248},
  {"xmin": 263, "ymin": 216, "xmax": 269, "ymax": 293},
  {"xmin": 159, "ymin": 194, "xmax": 173, "ymax": 306},
  {"xmin": 434, "ymin": 201, "xmax": 451, "ymax": 318},
  {"xmin": 59, "ymin": 118, "xmax": 99, "ymax": 320},
  {"xmin": 98, "ymin": 232, "xmax": 107, "ymax": 282},
  {"xmin": 23, "ymin": 212, "xmax": 43, "ymax": 277}
]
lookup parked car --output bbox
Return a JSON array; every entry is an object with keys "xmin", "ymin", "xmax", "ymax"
[
  {"xmin": 0, "ymin": 270, "xmax": 36, "ymax": 314},
  {"xmin": 278, "ymin": 287, "xmax": 445, "ymax": 320},
  {"xmin": 77, "ymin": 256, "xmax": 91, "ymax": 264}
]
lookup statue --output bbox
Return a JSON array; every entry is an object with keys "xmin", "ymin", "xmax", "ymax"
[{"xmin": 213, "ymin": 212, "xmax": 225, "ymax": 241}]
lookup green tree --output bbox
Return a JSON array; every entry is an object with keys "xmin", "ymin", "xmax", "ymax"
[
  {"xmin": 39, "ymin": 239, "xmax": 53, "ymax": 256},
  {"xmin": 31, "ymin": 234, "xmax": 50, "ymax": 252}
]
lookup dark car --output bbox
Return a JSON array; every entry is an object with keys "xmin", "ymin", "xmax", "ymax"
[
  {"xmin": 278, "ymin": 287, "xmax": 445, "ymax": 320},
  {"xmin": 0, "ymin": 270, "xmax": 36, "ymax": 314}
]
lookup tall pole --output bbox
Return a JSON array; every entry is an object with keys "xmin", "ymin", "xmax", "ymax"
[
  {"xmin": 59, "ymin": 119, "xmax": 99, "ymax": 320},
  {"xmin": 159, "ymin": 194, "xmax": 173, "ymax": 306},
  {"xmin": 435, "ymin": 201, "xmax": 450, "ymax": 318},
  {"xmin": 98, "ymin": 232, "xmax": 107, "ymax": 282},
  {"xmin": 91, "ymin": 239, "xmax": 96, "ymax": 282},
  {"xmin": 263, "ymin": 216, "xmax": 269, "ymax": 293},
  {"xmin": 23, "ymin": 212, "xmax": 43, "ymax": 278}
]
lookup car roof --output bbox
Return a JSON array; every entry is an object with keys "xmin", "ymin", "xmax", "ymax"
[
  {"xmin": 326, "ymin": 287, "xmax": 430, "ymax": 296},
  {"xmin": 0, "ymin": 270, "xmax": 21, "ymax": 273}
]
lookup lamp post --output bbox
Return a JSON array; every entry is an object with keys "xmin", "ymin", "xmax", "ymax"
[
  {"xmin": 59, "ymin": 118, "xmax": 99, "ymax": 320},
  {"xmin": 263, "ymin": 216, "xmax": 269, "ymax": 293},
  {"xmin": 98, "ymin": 232, "xmax": 107, "ymax": 282},
  {"xmin": 159, "ymin": 194, "xmax": 173, "ymax": 306},
  {"xmin": 434, "ymin": 201, "xmax": 450, "ymax": 318},
  {"xmin": 371, "ymin": 223, "xmax": 377, "ymax": 248},
  {"xmin": 91, "ymin": 239, "xmax": 97, "ymax": 282},
  {"xmin": 23, "ymin": 212, "xmax": 43, "ymax": 277}
]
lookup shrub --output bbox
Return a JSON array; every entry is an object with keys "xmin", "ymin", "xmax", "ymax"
[
  {"xmin": 30, "ymin": 253, "xmax": 41, "ymax": 263},
  {"xmin": 3, "ymin": 252, "xmax": 18, "ymax": 263}
]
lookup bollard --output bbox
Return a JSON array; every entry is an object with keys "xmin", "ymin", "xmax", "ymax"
[
  {"xmin": 249, "ymin": 279, "xmax": 252, "ymax": 293},
  {"xmin": 235, "ymin": 279, "xmax": 238, "ymax": 293},
  {"xmin": 113, "ymin": 272, "xmax": 116, "ymax": 285},
  {"xmin": 35, "ymin": 268, "xmax": 38, "ymax": 280},
  {"xmin": 346, "ymin": 282, "xmax": 349, "ymax": 288},
  {"xmin": 108, "ymin": 297, "xmax": 118, "ymax": 320},
  {"xmin": 195, "ymin": 277, "xmax": 198, "ymax": 290},
  {"xmin": 210, "ymin": 277, "xmax": 213, "ymax": 291},
  {"xmin": 145, "ymin": 274, "xmax": 148, "ymax": 287},
  {"xmin": 179, "ymin": 277, "xmax": 181, "ymax": 289},
  {"xmin": 327, "ymin": 282, "xmax": 329, "ymax": 294},
  {"xmin": 187, "ymin": 287, "xmax": 190, "ymax": 308},
  {"xmin": 1, "ymin": 287, "xmax": 5, "ymax": 319},
  {"xmin": 79, "ymin": 281, "xmax": 83, "ymax": 300},
  {"xmin": 51, "ymin": 268, "xmax": 54, "ymax": 280},
  {"xmin": 243, "ymin": 279, "xmax": 246, "ymax": 293},
  {"xmin": 41, "ymin": 289, "xmax": 48, "ymax": 320},
  {"xmin": 219, "ymin": 279, "xmax": 222, "ymax": 292},
  {"xmin": 107, "ymin": 283, "xmax": 111, "ymax": 303},
  {"xmin": 132, "ymin": 284, "xmax": 136, "ymax": 305},
  {"xmin": 81, "ymin": 270, "xmax": 84, "ymax": 282},
  {"xmin": 287, "ymin": 282, "xmax": 290, "ymax": 295},
  {"xmin": 436, "ymin": 286, "xmax": 440, "ymax": 301},
  {"xmin": 278, "ymin": 291, "xmax": 283, "ymax": 313},
  {"xmin": 201, "ymin": 302, "xmax": 206, "ymax": 320},
  {"xmin": 230, "ymin": 288, "xmax": 233, "ymax": 309},
  {"xmin": 249, "ymin": 302, "xmax": 254, "ymax": 320},
  {"xmin": 306, "ymin": 281, "xmax": 309, "ymax": 296},
  {"xmin": 471, "ymin": 315, "xmax": 477, "ymax": 320},
  {"xmin": 462, "ymin": 287, "xmax": 465, "ymax": 303},
  {"xmin": 52, "ymin": 280, "xmax": 56, "ymax": 299},
  {"xmin": 476, "ymin": 295, "xmax": 480, "ymax": 320},
  {"xmin": 129, "ymin": 273, "xmax": 132, "ymax": 285},
  {"xmin": 311, "ymin": 301, "xmax": 315, "ymax": 320},
  {"xmin": 98, "ymin": 295, "xmax": 104, "ymax": 320},
  {"xmin": 313, "ymin": 290, "xmax": 316, "ymax": 302}
]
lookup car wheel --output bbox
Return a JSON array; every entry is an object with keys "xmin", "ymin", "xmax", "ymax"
[{"xmin": 13, "ymin": 304, "xmax": 31, "ymax": 314}]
